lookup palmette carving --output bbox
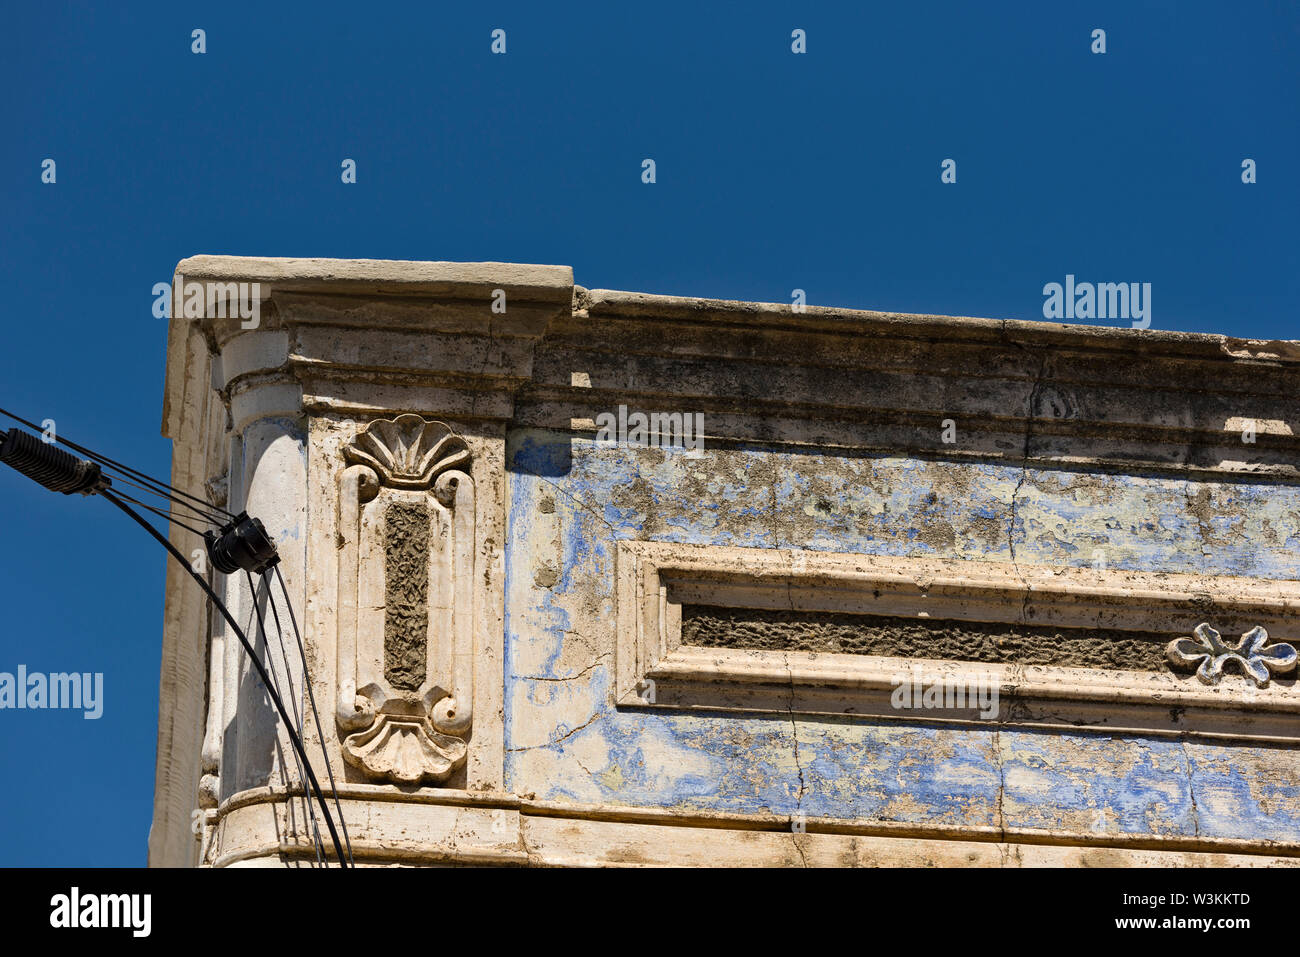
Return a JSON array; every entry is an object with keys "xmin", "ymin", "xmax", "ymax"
[
  {"xmin": 341, "ymin": 715, "xmax": 468, "ymax": 786},
  {"xmin": 336, "ymin": 417, "xmax": 475, "ymax": 785},
  {"xmin": 343, "ymin": 414, "xmax": 470, "ymax": 488}
]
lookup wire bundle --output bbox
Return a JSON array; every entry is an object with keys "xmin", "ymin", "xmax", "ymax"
[{"xmin": 0, "ymin": 407, "xmax": 353, "ymax": 867}]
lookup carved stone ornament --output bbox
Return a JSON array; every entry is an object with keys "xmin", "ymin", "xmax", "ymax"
[
  {"xmin": 1166, "ymin": 623, "xmax": 1298, "ymax": 688},
  {"xmin": 336, "ymin": 415, "xmax": 475, "ymax": 785}
]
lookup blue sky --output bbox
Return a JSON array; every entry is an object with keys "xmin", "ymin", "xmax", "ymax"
[{"xmin": 0, "ymin": 1, "xmax": 1296, "ymax": 865}]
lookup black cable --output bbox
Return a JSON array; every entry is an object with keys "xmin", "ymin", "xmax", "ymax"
[
  {"xmin": 100, "ymin": 489, "xmax": 349, "ymax": 866},
  {"xmin": 271, "ymin": 564, "xmax": 355, "ymax": 866},
  {"xmin": 112, "ymin": 490, "xmax": 210, "ymax": 537},
  {"xmin": 110, "ymin": 473, "xmax": 227, "ymax": 527},
  {"xmin": 257, "ymin": 581, "xmax": 326, "ymax": 865},
  {"xmin": 93, "ymin": 458, "xmax": 228, "ymax": 525},
  {"xmin": 0, "ymin": 407, "xmax": 236, "ymax": 521},
  {"xmin": 246, "ymin": 570, "xmax": 326, "ymax": 866},
  {"xmin": 0, "ymin": 410, "xmax": 346, "ymax": 863}
]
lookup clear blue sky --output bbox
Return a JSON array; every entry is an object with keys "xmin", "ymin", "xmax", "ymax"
[{"xmin": 0, "ymin": 1, "xmax": 1295, "ymax": 865}]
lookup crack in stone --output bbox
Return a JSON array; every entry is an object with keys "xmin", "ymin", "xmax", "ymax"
[
  {"xmin": 1179, "ymin": 737, "xmax": 1201, "ymax": 838},
  {"xmin": 505, "ymin": 711, "xmax": 605, "ymax": 752},
  {"xmin": 562, "ymin": 628, "xmax": 599, "ymax": 655},
  {"xmin": 1182, "ymin": 480, "xmax": 1214, "ymax": 558},
  {"xmin": 514, "ymin": 652, "xmax": 612, "ymax": 683},
  {"xmin": 992, "ymin": 727, "xmax": 1008, "ymax": 846},
  {"xmin": 790, "ymin": 831, "xmax": 810, "ymax": 868},
  {"xmin": 512, "ymin": 462, "xmax": 619, "ymax": 534},
  {"xmin": 779, "ymin": 562, "xmax": 806, "ymax": 808},
  {"xmin": 783, "ymin": 649, "xmax": 807, "ymax": 846},
  {"xmin": 768, "ymin": 458, "xmax": 781, "ymax": 549},
  {"xmin": 1008, "ymin": 352, "xmax": 1050, "ymax": 625},
  {"xmin": 777, "ymin": 556, "xmax": 807, "ymax": 867},
  {"xmin": 786, "ymin": 658, "xmax": 806, "ymax": 807}
]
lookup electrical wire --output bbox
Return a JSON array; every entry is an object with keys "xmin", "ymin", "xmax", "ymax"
[
  {"xmin": 111, "ymin": 490, "xmax": 211, "ymax": 538},
  {"xmin": 246, "ymin": 570, "xmax": 326, "ymax": 866},
  {"xmin": 100, "ymin": 489, "xmax": 349, "ymax": 865},
  {"xmin": 244, "ymin": 572, "xmax": 320, "ymax": 863},
  {"xmin": 0, "ymin": 407, "xmax": 234, "ymax": 522},
  {"xmin": 271, "ymin": 564, "xmax": 355, "ymax": 866},
  {"xmin": 109, "ymin": 472, "xmax": 228, "ymax": 528},
  {"xmin": 258, "ymin": 579, "xmax": 327, "ymax": 866},
  {"xmin": 0, "ymin": 408, "xmax": 352, "ymax": 864}
]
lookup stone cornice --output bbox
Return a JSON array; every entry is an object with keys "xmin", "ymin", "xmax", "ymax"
[
  {"xmin": 173, "ymin": 255, "xmax": 575, "ymax": 303},
  {"xmin": 526, "ymin": 287, "xmax": 1300, "ymax": 480},
  {"xmin": 163, "ymin": 255, "xmax": 1299, "ymax": 470},
  {"xmin": 579, "ymin": 288, "xmax": 1300, "ymax": 363}
]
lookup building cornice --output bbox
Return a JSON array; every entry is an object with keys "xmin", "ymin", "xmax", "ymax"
[{"xmin": 162, "ymin": 258, "xmax": 1299, "ymax": 479}]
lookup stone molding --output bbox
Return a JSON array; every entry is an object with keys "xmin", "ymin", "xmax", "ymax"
[
  {"xmin": 525, "ymin": 289, "xmax": 1300, "ymax": 480},
  {"xmin": 161, "ymin": 257, "xmax": 1300, "ymax": 482},
  {"xmin": 615, "ymin": 540, "xmax": 1300, "ymax": 742},
  {"xmin": 201, "ymin": 784, "xmax": 1300, "ymax": 868}
]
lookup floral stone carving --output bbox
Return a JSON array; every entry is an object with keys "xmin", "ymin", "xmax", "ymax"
[
  {"xmin": 1166, "ymin": 623, "xmax": 1298, "ymax": 688},
  {"xmin": 336, "ymin": 415, "xmax": 475, "ymax": 785}
]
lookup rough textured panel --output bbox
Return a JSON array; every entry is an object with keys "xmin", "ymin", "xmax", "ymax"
[
  {"xmin": 384, "ymin": 499, "xmax": 429, "ymax": 690},
  {"xmin": 682, "ymin": 605, "xmax": 1170, "ymax": 671}
]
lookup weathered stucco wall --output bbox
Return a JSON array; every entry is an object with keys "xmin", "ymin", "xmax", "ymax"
[{"xmin": 504, "ymin": 433, "xmax": 1300, "ymax": 844}]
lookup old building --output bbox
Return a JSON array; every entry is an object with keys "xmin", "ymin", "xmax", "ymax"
[{"xmin": 151, "ymin": 256, "xmax": 1300, "ymax": 866}]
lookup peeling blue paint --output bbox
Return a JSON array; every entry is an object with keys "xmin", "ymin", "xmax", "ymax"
[{"xmin": 502, "ymin": 429, "xmax": 1300, "ymax": 843}]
